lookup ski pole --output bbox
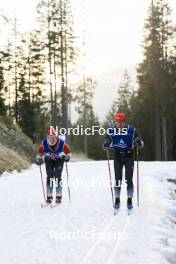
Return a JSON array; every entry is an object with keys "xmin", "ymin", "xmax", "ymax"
[
  {"xmin": 39, "ymin": 164, "xmax": 46, "ymax": 202},
  {"xmin": 106, "ymin": 149, "xmax": 115, "ymax": 210},
  {"xmin": 66, "ymin": 163, "xmax": 71, "ymax": 203},
  {"xmin": 136, "ymin": 145, "xmax": 139, "ymax": 207}
]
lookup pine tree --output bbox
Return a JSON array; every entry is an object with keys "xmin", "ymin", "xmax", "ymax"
[
  {"xmin": 135, "ymin": 0, "xmax": 173, "ymax": 160},
  {"xmin": 86, "ymin": 107, "xmax": 105, "ymax": 160},
  {"xmin": 74, "ymin": 77, "xmax": 95, "ymax": 156},
  {"xmin": 115, "ymin": 70, "xmax": 132, "ymax": 116},
  {"xmin": 104, "ymin": 71, "xmax": 133, "ymax": 128},
  {"xmin": 0, "ymin": 57, "xmax": 6, "ymax": 115},
  {"xmin": 72, "ymin": 105, "xmax": 104, "ymax": 160},
  {"xmin": 166, "ymin": 45, "xmax": 176, "ymax": 160},
  {"xmin": 17, "ymin": 32, "xmax": 49, "ymax": 141},
  {"xmin": 36, "ymin": 0, "xmax": 77, "ymax": 127}
]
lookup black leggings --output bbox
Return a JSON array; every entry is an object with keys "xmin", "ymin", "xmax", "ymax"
[
  {"xmin": 45, "ymin": 159, "xmax": 64, "ymax": 197},
  {"xmin": 114, "ymin": 152, "xmax": 134, "ymax": 198}
]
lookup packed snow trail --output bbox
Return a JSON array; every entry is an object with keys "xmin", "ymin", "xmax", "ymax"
[{"xmin": 0, "ymin": 161, "xmax": 176, "ymax": 264}]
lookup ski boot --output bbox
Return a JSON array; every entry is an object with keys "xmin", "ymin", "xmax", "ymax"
[
  {"xmin": 56, "ymin": 195, "xmax": 62, "ymax": 204},
  {"xmin": 41, "ymin": 196, "xmax": 53, "ymax": 208},
  {"xmin": 127, "ymin": 197, "xmax": 133, "ymax": 210},
  {"xmin": 114, "ymin": 197, "xmax": 120, "ymax": 210},
  {"xmin": 46, "ymin": 196, "xmax": 53, "ymax": 204}
]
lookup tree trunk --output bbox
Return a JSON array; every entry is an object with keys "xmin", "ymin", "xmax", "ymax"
[
  {"xmin": 162, "ymin": 115, "xmax": 168, "ymax": 161},
  {"xmin": 60, "ymin": 0, "xmax": 68, "ymax": 131},
  {"xmin": 154, "ymin": 101, "xmax": 162, "ymax": 160}
]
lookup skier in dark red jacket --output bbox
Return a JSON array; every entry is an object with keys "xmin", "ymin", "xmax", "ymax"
[{"xmin": 36, "ymin": 130, "xmax": 71, "ymax": 204}]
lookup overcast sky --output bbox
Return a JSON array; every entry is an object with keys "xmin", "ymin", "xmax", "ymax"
[{"xmin": 1, "ymin": 0, "xmax": 176, "ymax": 75}]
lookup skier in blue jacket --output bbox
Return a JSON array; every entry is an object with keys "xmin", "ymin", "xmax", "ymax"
[{"xmin": 103, "ymin": 113, "xmax": 144, "ymax": 209}]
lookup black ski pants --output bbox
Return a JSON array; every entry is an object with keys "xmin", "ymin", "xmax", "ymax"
[
  {"xmin": 114, "ymin": 151, "xmax": 134, "ymax": 198},
  {"xmin": 45, "ymin": 158, "xmax": 64, "ymax": 197}
]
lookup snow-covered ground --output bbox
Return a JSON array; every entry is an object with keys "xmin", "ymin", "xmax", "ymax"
[{"xmin": 0, "ymin": 161, "xmax": 176, "ymax": 264}]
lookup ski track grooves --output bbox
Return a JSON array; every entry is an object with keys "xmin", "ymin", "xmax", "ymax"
[
  {"xmin": 105, "ymin": 215, "xmax": 131, "ymax": 264},
  {"xmin": 80, "ymin": 216, "xmax": 116, "ymax": 264},
  {"xmin": 80, "ymin": 210, "xmax": 132, "ymax": 264}
]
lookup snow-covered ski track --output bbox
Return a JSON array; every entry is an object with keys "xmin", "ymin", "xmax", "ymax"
[{"xmin": 0, "ymin": 161, "xmax": 176, "ymax": 264}]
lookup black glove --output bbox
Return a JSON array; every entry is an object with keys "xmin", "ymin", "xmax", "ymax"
[
  {"xmin": 36, "ymin": 154, "xmax": 44, "ymax": 165},
  {"xmin": 62, "ymin": 155, "xmax": 70, "ymax": 162},
  {"xmin": 103, "ymin": 142, "xmax": 110, "ymax": 150},
  {"xmin": 103, "ymin": 138, "xmax": 111, "ymax": 150},
  {"xmin": 133, "ymin": 137, "xmax": 144, "ymax": 147}
]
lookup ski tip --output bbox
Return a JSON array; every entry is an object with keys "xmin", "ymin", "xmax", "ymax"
[
  {"xmin": 51, "ymin": 203, "xmax": 61, "ymax": 208},
  {"xmin": 41, "ymin": 202, "xmax": 61, "ymax": 208},
  {"xmin": 51, "ymin": 204, "xmax": 57, "ymax": 208},
  {"xmin": 40, "ymin": 202, "xmax": 51, "ymax": 208},
  {"xmin": 113, "ymin": 209, "xmax": 119, "ymax": 215},
  {"xmin": 127, "ymin": 208, "xmax": 133, "ymax": 215}
]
